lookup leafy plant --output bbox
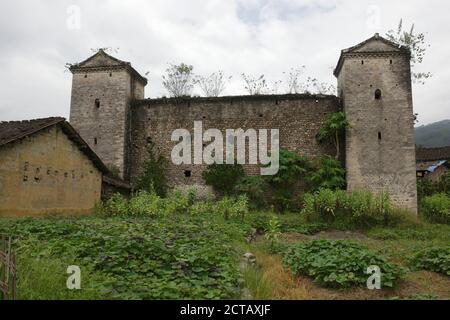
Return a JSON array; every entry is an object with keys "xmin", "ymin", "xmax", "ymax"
[
  {"xmin": 202, "ymin": 163, "xmax": 245, "ymax": 196},
  {"xmin": 316, "ymin": 112, "xmax": 351, "ymax": 160},
  {"xmin": 128, "ymin": 191, "xmax": 161, "ymax": 216},
  {"xmin": 410, "ymin": 246, "xmax": 450, "ymax": 276},
  {"xmin": 0, "ymin": 214, "xmax": 246, "ymax": 299},
  {"xmin": 307, "ymin": 156, "xmax": 346, "ymax": 191},
  {"xmin": 265, "ymin": 149, "xmax": 311, "ymax": 212},
  {"xmin": 162, "ymin": 191, "xmax": 190, "ymax": 215},
  {"xmin": 103, "ymin": 193, "xmax": 129, "ymax": 216},
  {"xmin": 283, "ymin": 240, "xmax": 404, "ymax": 288},
  {"xmin": 234, "ymin": 176, "xmax": 268, "ymax": 209},
  {"xmin": 217, "ymin": 196, "xmax": 249, "ymax": 220},
  {"xmin": 264, "ymin": 218, "xmax": 281, "ymax": 250},
  {"xmin": 301, "ymin": 189, "xmax": 398, "ymax": 228},
  {"xmin": 135, "ymin": 143, "xmax": 168, "ymax": 197},
  {"xmin": 421, "ymin": 193, "xmax": 450, "ymax": 224}
]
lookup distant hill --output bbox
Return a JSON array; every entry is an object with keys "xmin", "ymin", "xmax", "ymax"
[{"xmin": 415, "ymin": 120, "xmax": 450, "ymax": 148}]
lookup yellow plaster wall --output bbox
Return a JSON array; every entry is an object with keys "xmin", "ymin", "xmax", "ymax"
[{"xmin": 0, "ymin": 125, "xmax": 102, "ymax": 217}]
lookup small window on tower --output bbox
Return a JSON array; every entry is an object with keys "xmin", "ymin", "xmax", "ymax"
[
  {"xmin": 375, "ymin": 89, "xmax": 382, "ymax": 100},
  {"xmin": 378, "ymin": 132, "xmax": 382, "ymax": 140},
  {"xmin": 95, "ymin": 99, "xmax": 100, "ymax": 108},
  {"xmin": 94, "ymin": 138, "xmax": 98, "ymax": 145}
]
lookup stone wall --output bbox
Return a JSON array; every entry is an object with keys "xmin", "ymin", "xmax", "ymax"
[
  {"xmin": 337, "ymin": 44, "xmax": 418, "ymax": 213},
  {"xmin": 129, "ymin": 95, "xmax": 340, "ymax": 192},
  {"xmin": 69, "ymin": 69, "xmax": 132, "ymax": 178},
  {"xmin": 0, "ymin": 126, "xmax": 102, "ymax": 216}
]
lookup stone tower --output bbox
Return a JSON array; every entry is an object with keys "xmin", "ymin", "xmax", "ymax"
[
  {"xmin": 69, "ymin": 49, "xmax": 147, "ymax": 179},
  {"xmin": 335, "ymin": 33, "xmax": 418, "ymax": 213}
]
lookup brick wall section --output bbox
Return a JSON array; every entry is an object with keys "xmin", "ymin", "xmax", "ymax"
[
  {"xmin": 337, "ymin": 40, "xmax": 418, "ymax": 213},
  {"xmin": 129, "ymin": 95, "xmax": 340, "ymax": 192}
]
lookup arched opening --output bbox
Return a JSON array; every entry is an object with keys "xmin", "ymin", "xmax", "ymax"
[
  {"xmin": 95, "ymin": 99, "xmax": 100, "ymax": 108},
  {"xmin": 375, "ymin": 89, "xmax": 382, "ymax": 100}
]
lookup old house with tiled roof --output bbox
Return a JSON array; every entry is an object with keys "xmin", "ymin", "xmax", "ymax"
[
  {"xmin": 0, "ymin": 117, "xmax": 128, "ymax": 216},
  {"xmin": 416, "ymin": 146, "xmax": 450, "ymax": 182}
]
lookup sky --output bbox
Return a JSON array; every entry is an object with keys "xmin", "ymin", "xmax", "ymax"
[{"xmin": 0, "ymin": 0, "xmax": 448, "ymax": 126}]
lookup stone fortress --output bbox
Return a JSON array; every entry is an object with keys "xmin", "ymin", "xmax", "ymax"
[{"xmin": 69, "ymin": 33, "xmax": 418, "ymax": 213}]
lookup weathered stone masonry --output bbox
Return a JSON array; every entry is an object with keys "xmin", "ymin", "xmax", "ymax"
[
  {"xmin": 69, "ymin": 34, "xmax": 418, "ymax": 213},
  {"xmin": 130, "ymin": 95, "xmax": 340, "ymax": 191}
]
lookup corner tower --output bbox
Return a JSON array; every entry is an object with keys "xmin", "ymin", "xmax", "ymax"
[
  {"xmin": 69, "ymin": 49, "xmax": 147, "ymax": 179},
  {"xmin": 335, "ymin": 33, "xmax": 417, "ymax": 213}
]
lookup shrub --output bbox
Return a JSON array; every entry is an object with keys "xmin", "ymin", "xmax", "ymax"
[
  {"xmin": 162, "ymin": 191, "xmax": 190, "ymax": 215},
  {"xmin": 410, "ymin": 246, "xmax": 450, "ymax": 276},
  {"xmin": 217, "ymin": 195, "xmax": 249, "ymax": 220},
  {"xmin": 190, "ymin": 201, "xmax": 214, "ymax": 215},
  {"xmin": 421, "ymin": 193, "xmax": 450, "ymax": 224},
  {"xmin": 234, "ymin": 176, "xmax": 268, "ymax": 208},
  {"xmin": 103, "ymin": 193, "xmax": 129, "ymax": 216},
  {"xmin": 128, "ymin": 191, "xmax": 161, "ymax": 216},
  {"xmin": 283, "ymin": 240, "xmax": 404, "ymax": 288},
  {"xmin": 248, "ymin": 213, "xmax": 273, "ymax": 234},
  {"xmin": 307, "ymin": 156, "xmax": 346, "ymax": 191},
  {"xmin": 301, "ymin": 189, "xmax": 399, "ymax": 228},
  {"xmin": 264, "ymin": 217, "xmax": 281, "ymax": 251},
  {"xmin": 202, "ymin": 163, "xmax": 245, "ymax": 196},
  {"xmin": 135, "ymin": 143, "xmax": 168, "ymax": 197},
  {"xmin": 265, "ymin": 149, "xmax": 311, "ymax": 212}
]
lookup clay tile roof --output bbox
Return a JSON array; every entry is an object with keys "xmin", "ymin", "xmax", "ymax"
[
  {"xmin": 0, "ymin": 117, "xmax": 109, "ymax": 174},
  {"xmin": 0, "ymin": 117, "xmax": 65, "ymax": 146},
  {"xmin": 70, "ymin": 49, "xmax": 148, "ymax": 85},
  {"xmin": 416, "ymin": 146, "xmax": 450, "ymax": 162}
]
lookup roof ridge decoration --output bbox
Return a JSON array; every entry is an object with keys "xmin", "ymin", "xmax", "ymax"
[
  {"xmin": 69, "ymin": 49, "xmax": 148, "ymax": 85},
  {"xmin": 334, "ymin": 33, "xmax": 411, "ymax": 77}
]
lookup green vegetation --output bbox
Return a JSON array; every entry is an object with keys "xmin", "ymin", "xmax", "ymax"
[
  {"xmin": 135, "ymin": 143, "xmax": 168, "ymax": 197},
  {"xmin": 421, "ymin": 193, "xmax": 450, "ymax": 224},
  {"xmin": 410, "ymin": 247, "xmax": 450, "ymax": 276},
  {"xmin": 283, "ymin": 240, "xmax": 404, "ymax": 288},
  {"xmin": 202, "ymin": 163, "xmax": 245, "ymax": 196},
  {"xmin": 307, "ymin": 156, "xmax": 346, "ymax": 191},
  {"xmin": 301, "ymin": 189, "xmax": 400, "ymax": 229},
  {"xmin": 415, "ymin": 120, "xmax": 450, "ymax": 147},
  {"xmin": 316, "ymin": 112, "xmax": 350, "ymax": 160},
  {"xmin": 0, "ymin": 214, "xmax": 249, "ymax": 300}
]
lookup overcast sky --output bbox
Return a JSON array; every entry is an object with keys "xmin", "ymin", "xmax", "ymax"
[{"xmin": 0, "ymin": 0, "xmax": 448, "ymax": 125}]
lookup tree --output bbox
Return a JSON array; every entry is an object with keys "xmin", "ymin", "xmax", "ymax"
[
  {"xmin": 307, "ymin": 156, "xmax": 346, "ymax": 191},
  {"xmin": 241, "ymin": 74, "xmax": 268, "ymax": 95},
  {"xmin": 386, "ymin": 19, "xmax": 431, "ymax": 84},
  {"xmin": 283, "ymin": 67, "xmax": 336, "ymax": 95},
  {"xmin": 316, "ymin": 112, "xmax": 351, "ymax": 160},
  {"xmin": 202, "ymin": 163, "xmax": 245, "ymax": 196},
  {"xmin": 162, "ymin": 63, "xmax": 195, "ymax": 97},
  {"xmin": 136, "ymin": 143, "xmax": 168, "ymax": 197},
  {"xmin": 264, "ymin": 149, "xmax": 311, "ymax": 211},
  {"xmin": 284, "ymin": 67, "xmax": 307, "ymax": 94},
  {"xmin": 194, "ymin": 71, "xmax": 231, "ymax": 97}
]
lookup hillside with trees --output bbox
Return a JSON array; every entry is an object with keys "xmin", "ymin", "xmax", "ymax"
[{"xmin": 416, "ymin": 120, "xmax": 450, "ymax": 147}]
